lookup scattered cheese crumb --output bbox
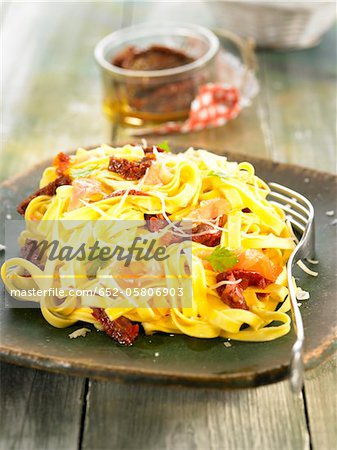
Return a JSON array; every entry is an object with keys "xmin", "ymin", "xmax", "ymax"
[
  {"xmin": 306, "ymin": 258, "xmax": 319, "ymax": 265},
  {"xmin": 297, "ymin": 303, "xmax": 302, "ymax": 307},
  {"xmin": 141, "ymin": 138, "xmax": 148, "ymax": 148},
  {"xmin": 297, "ymin": 259, "xmax": 318, "ymax": 277},
  {"xmin": 224, "ymin": 342, "xmax": 232, "ymax": 348},
  {"xmin": 154, "ymin": 352, "xmax": 159, "ymax": 357},
  {"xmin": 0, "ymin": 244, "xmax": 6, "ymax": 251},
  {"xmin": 69, "ymin": 328, "xmax": 91, "ymax": 339},
  {"xmin": 326, "ymin": 210, "xmax": 335, "ymax": 216},
  {"xmin": 296, "ymin": 287, "xmax": 310, "ymax": 301},
  {"xmin": 330, "ymin": 219, "xmax": 337, "ymax": 226},
  {"xmin": 169, "ymin": 334, "xmax": 174, "ymax": 337},
  {"xmin": 5, "ymin": 214, "xmax": 12, "ymax": 220},
  {"xmin": 304, "ymin": 177, "xmax": 310, "ymax": 183}
]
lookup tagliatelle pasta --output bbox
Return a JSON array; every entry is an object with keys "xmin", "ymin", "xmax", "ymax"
[{"xmin": 1, "ymin": 144, "xmax": 296, "ymax": 344}]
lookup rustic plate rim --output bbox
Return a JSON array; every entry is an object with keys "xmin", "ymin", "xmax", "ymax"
[{"xmin": 1, "ymin": 145, "xmax": 336, "ymax": 387}]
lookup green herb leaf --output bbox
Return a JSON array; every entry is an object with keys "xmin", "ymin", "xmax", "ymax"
[
  {"xmin": 207, "ymin": 170, "xmax": 229, "ymax": 180},
  {"xmin": 70, "ymin": 165, "xmax": 98, "ymax": 178},
  {"xmin": 157, "ymin": 140, "xmax": 171, "ymax": 153},
  {"xmin": 206, "ymin": 246, "xmax": 238, "ymax": 272}
]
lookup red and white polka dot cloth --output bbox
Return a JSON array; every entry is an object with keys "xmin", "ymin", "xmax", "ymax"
[{"xmin": 133, "ymin": 83, "xmax": 241, "ymax": 136}]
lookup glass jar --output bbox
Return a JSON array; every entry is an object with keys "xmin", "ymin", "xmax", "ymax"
[{"xmin": 94, "ymin": 23, "xmax": 219, "ymax": 127}]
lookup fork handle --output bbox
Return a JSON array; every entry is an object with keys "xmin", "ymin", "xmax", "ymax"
[{"xmin": 290, "ymin": 339, "xmax": 304, "ymax": 394}]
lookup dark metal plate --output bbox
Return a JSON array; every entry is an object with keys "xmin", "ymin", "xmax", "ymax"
[{"xmin": 0, "ymin": 147, "xmax": 336, "ymax": 388}]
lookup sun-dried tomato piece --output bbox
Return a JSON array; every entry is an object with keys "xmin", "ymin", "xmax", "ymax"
[
  {"xmin": 230, "ymin": 269, "xmax": 271, "ymax": 290},
  {"xmin": 257, "ymin": 293, "xmax": 269, "ymax": 300},
  {"xmin": 113, "ymin": 45, "xmax": 194, "ymax": 71},
  {"xmin": 53, "ymin": 152, "xmax": 71, "ymax": 175},
  {"xmin": 191, "ymin": 216, "xmax": 225, "ymax": 247},
  {"xmin": 144, "ymin": 213, "xmax": 184, "ymax": 245},
  {"xmin": 19, "ymin": 239, "xmax": 45, "ymax": 274},
  {"xmin": 216, "ymin": 272, "xmax": 248, "ymax": 310},
  {"xmin": 160, "ymin": 231, "xmax": 184, "ymax": 246},
  {"xmin": 144, "ymin": 213, "xmax": 167, "ymax": 232},
  {"xmin": 192, "ymin": 224, "xmax": 221, "ymax": 247},
  {"xmin": 17, "ymin": 175, "xmax": 72, "ymax": 215},
  {"xmin": 92, "ymin": 308, "xmax": 139, "ymax": 346},
  {"xmin": 142, "ymin": 145, "xmax": 165, "ymax": 154},
  {"xmin": 216, "ymin": 269, "xmax": 273, "ymax": 310},
  {"xmin": 108, "ymin": 157, "xmax": 153, "ymax": 180},
  {"xmin": 107, "ymin": 189, "xmax": 149, "ymax": 198}
]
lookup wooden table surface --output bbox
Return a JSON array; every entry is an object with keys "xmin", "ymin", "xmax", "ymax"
[{"xmin": 1, "ymin": 3, "xmax": 336, "ymax": 449}]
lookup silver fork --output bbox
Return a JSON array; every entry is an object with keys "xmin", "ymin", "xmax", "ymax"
[{"xmin": 267, "ymin": 182, "xmax": 315, "ymax": 394}]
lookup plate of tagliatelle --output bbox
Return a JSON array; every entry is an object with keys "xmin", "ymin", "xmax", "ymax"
[{"xmin": 0, "ymin": 144, "xmax": 336, "ymax": 388}]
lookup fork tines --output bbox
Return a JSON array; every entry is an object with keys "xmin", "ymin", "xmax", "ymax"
[{"xmin": 267, "ymin": 182, "xmax": 315, "ymax": 394}]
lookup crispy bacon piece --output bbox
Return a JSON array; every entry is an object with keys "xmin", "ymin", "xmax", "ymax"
[
  {"xmin": 108, "ymin": 156, "xmax": 153, "ymax": 180},
  {"xmin": 216, "ymin": 269, "xmax": 272, "ymax": 310},
  {"xmin": 17, "ymin": 174, "xmax": 72, "ymax": 215},
  {"xmin": 92, "ymin": 308, "xmax": 139, "ymax": 346},
  {"xmin": 53, "ymin": 152, "xmax": 71, "ymax": 175}
]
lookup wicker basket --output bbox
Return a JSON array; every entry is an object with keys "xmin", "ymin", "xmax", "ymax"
[{"xmin": 213, "ymin": 1, "xmax": 336, "ymax": 49}]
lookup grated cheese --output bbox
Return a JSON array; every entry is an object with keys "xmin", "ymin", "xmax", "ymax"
[
  {"xmin": 306, "ymin": 258, "xmax": 319, "ymax": 265},
  {"xmin": 296, "ymin": 287, "xmax": 310, "ymax": 301},
  {"xmin": 224, "ymin": 342, "xmax": 232, "ymax": 348},
  {"xmin": 326, "ymin": 210, "xmax": 335, "ymax": 216},
  {"xmin": 297, "ymin": 259, "xmax": 318, "ymax": 277},
  {"xmin": 210, "ymin": 279, "xmax": 242, "ymax": 289},
  {"xmin": 69, "ymin": 328, "xmax": 91, "ymax": 339},
  {"xmin": 0, "ymin": 244, "xmax": 6, "ymax": 251}
]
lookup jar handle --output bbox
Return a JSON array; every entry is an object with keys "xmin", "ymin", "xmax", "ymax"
[{"xmin": 212, "ymin": 28, "xmax": 258, "ymax": 73}]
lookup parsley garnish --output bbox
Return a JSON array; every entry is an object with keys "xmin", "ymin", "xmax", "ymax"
[
  {"xmin": 207, "ymin": 170, "xmax": 229, "ymax": 180},
  {"xmin": 206, "ymin": 246, "xmax": 238, "ymax": 272},
  {"xmin": 70, "ymin": 164, "xmax": 98, "ymax": 178},
  {"xmin": 158, "ymin": 140, "xmax": 171, "ymax": 153}
]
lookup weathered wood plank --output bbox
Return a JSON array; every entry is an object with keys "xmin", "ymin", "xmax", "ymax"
[
  {"xmin": 258, "ymin": 26, "xmax": 337, "ymax": 173},
  {"xmin": 257, "ymin": 26, "xmax": 337, "ymax": 450},
  {"xmin": 1, "ymin": 4, "xmax": 127, "ymax": 450},
  {"xmin": 1, "ymin": 3, "xmax": 336, "ymax": 450},
  {"xmin": 117, "ymin": 98, "xmax": 271, "ymax": 160},
  {"xmin": 1, "ymin": 1, "xmax": 125, "ymax": 182},
  {"xmin": 304, "ymin": 356, "xmax": 337, "ymax": 450},
  {"xmin": 117, "ymin": 1, "xmax": 271, "ymax": 159},
  {"xmin": 0, "ymin": 361, "xmax": 84, "ymax": 450},
  {"xmin": 82, "ymin": 379, "xmax": 309, "ymax": 450}
]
